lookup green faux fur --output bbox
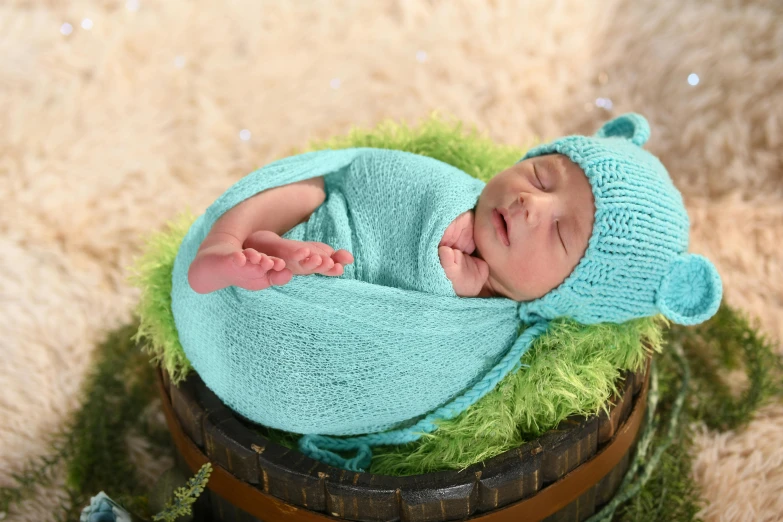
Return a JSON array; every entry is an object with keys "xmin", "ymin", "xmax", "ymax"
[{"xmin": 128, "ymin": 113, "xmax": 663, "ymax": 475}]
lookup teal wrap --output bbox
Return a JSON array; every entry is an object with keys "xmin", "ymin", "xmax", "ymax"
[
  {"xmin": 170, "ymin": 114, "xmax": 724, "ymax": 472},
  {"xmin": 171, "ymin": 148, "xmax": 534, "ymax": 471}
]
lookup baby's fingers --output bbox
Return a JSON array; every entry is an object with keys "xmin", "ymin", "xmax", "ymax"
[
  {"xmin": 438, "ymin": 246, "xmax": 458, "ymax": 267},
  {"xmin": 457, "ymin": 230, "xmax": 476, "ymax": 255},
  {"xmin": 468, "ymin": 255, "xmax": 489, "ymax": 280}
]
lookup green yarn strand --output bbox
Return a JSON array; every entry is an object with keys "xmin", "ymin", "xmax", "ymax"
[{"xmin": 587, "ymin": 342, "xmax": 690, "ymax": 522}]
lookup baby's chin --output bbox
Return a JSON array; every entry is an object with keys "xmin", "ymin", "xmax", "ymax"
[
  {"xmin": 478, "ymin": 263, "xmax": 520, "ymax": 301},
  {"xmin": 489, "ymin": 267, "xmax": 552, "ymax": 302}
]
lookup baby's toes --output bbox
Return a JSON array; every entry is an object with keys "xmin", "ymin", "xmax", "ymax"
[
  {"xmin": 324, "ymin": 263, "xmax": 344, "ymax": 277},
  {"xmin": 261, "ymin": 255, "xmax": 286, "ymax": 271},
  {"xmin": 230, "ymin": 250, "xmax": 247, "ymax": 267},
  {"xmin": 253, "ymin": 253, "xmax": 274, "ymax": 270},
  {"xmin": 268, "ymin": 267, "xmax": 293, "ymax": 286},
  {"xmin": 243, "ymin": 248, "xmax": 262, "ymax": 264},
  {"xmin": 315, "ymin": 256, "xmax": 335, "ymax": 274},
  {"xmin": 301, "ymin": 254, "xmax": 323, "ymax": 270},
  {"xmin": 332, "ymin": 249, "xmax": 354, "ymax": 265},
  {"xmin": 291, "ymin": 247, "xmax": 311, "ymax": 262},
  {"xmin": 242, "ymin": 261, "xmax": 273, "ymax": 278}
]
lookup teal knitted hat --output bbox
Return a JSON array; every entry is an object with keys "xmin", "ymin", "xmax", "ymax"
[{"xmin": 516, "ymin": 113, "xmax": 722, "ymax": 326}]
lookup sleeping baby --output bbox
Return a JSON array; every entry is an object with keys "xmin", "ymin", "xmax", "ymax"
[
  {"xmin": 187, "ymin": 145, "xmax": 594, "ymax": 302},
  {"xmin": 173, "ymin": 113, "xmax": 723, "ymax": 472}
]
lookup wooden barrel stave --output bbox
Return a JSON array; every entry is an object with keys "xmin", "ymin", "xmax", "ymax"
[
  {"xmin": 597, "ymin": 372, "xmax": 635, "ymax": 445},
  {"xmin": 538, "ymin": 415, "xmax": 599, "ymax": 484},
  {"xmin": 474, "ymin": 441, "xmax": 543, "ymax": 512},
  {"xmin": 397, "ymin": 466, "xmax": 482, "ymax": 522},
  {"xmin": 196, "ymin": 383, "xmax": 264, "ymax": 484},
  {"xmin": 256, "ymin": 444, "xmax": 333, "ymax": 513},
  {"xmin": 204, "ymin": 413, "xmax": 263, "ymax": 484},
  {"xmin": 593, "ymin": 450, "xmax": 631, "ymax": 507},
  {"xmin": 169, "ymin": 373, "xmax": 206, "ymax": 447},
  {"xmin": 255, "ymin": 441, "xmax": 328, "ymax": 511},
  {"xmin": 540, "ymin": 484, "xmax": 597, "ymax": 522},
  {"xmin": 324, "ymin": 468, "xmax": 403, "ymax": 521}
]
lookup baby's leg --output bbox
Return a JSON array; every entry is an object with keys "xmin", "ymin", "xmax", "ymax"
[{"xmin": 188, "ymin": 231, "xmax": 292, "ymax": 294}]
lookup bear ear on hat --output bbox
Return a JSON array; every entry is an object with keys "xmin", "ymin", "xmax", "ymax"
[
  {"xmin": 656, "ymin": 254, "xmax": 723, "ymax": 325},
  {"xmin": 595, "ymin": 113, "xmax": 650, "ymax": 147}
]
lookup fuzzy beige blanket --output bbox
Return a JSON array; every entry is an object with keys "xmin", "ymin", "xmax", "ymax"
[{"xmin": 1, "ymin": 1, "xmax": 781, "ymax": 520}]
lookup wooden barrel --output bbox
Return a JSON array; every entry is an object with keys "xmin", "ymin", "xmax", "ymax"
[{"xmin": 157, "ymin": 358, "xmax": 650, "ymax": 522}]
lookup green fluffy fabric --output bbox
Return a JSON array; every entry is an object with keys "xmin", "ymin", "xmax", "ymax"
[{"xmin": 129, "ymin": 114, "xmax": 664, "ymax": 475}]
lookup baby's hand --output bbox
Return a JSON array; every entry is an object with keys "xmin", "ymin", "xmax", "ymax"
[
  {"xmin": 244, "ymin": 230, "xmax": 353, "ymax": 278},
  {"xmin": 440, "ymin": 210, "xmax": 476, "ymax": 254},
  {"xmin": 438, "ymin": 245, "xmax": 489, "ymax": 297}
]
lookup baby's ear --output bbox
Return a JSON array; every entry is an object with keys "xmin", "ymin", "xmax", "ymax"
[
  {"xmin": 656, "ymin": 254, "xmax": 723, "ymax": 325},
  {"xmin": 594, "ymin": 113, "xmax": 650, "ymax": 147}
]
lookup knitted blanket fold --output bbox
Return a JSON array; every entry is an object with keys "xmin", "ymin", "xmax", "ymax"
[{"xmin": 171, "ymin": 148, "xmax": 538, "ymax": 471}]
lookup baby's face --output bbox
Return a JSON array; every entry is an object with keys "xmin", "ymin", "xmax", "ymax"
[{"xmin": 473, "ymin": 154, "xmax": 595, "ymax": 301}]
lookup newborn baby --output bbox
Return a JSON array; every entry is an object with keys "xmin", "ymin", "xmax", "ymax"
[
  {"xmin": 188, "ymin": 152, "xmax": 594, "ymax": 301},
  {"xmin": 176, "ymin": 113, "xmax": 724, "ymax": 472}
]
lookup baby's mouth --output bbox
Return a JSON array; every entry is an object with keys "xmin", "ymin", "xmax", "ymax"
[{"xmin": 492, "ymin": 208, "xmax": 510, "ymax": 247}]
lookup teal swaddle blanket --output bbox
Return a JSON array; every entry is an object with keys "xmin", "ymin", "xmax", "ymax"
[
  {"xmin": 171, "ymin": 115, "xmax": 724, "ymax": 472},
  {"xmin": 171, "ymin": 148, "xmax": 541, "ymax": 471}
]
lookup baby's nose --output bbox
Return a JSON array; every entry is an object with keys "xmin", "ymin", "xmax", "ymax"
[{"xmin": 518, "ymin": 192, "xmax": 554, "ymax": 227}]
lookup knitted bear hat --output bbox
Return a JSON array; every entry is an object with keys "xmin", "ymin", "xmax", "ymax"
[{"xmin": 516, "ymin": 113, "xmax": 722, "ymax": 326}]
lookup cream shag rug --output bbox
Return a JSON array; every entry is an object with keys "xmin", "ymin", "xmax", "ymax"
[{"xmin": 1, "ymin": 1, "xmax": 781, "ymax": 520}]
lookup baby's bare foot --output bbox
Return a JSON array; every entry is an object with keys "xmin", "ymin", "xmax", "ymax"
[
  {"xmin": 243, "ymin": 231, "xmax": 351, "ymax": 277},
  {"xmin": 286, "ymin": 246, "xmax": 347, "ymax": 276},
  {"xmin": 188, "ymin": 249, "xmax": 292, "ymax": 294}
]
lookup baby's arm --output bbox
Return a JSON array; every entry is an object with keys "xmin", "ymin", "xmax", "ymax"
[{"xmin": 188, "ymin": 177, "xmax": 344, "ymax": 294}]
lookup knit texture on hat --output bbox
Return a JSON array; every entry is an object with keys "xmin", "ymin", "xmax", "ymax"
[{"xmin": 517, "ymin": 113, "xmax": 722, "ymax": 326}]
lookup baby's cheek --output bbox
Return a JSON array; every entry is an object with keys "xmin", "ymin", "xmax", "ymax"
[
  {"xmin": 504, "ymin": 255, "xmax": 553, "ymax": 301},
  {"xmin": 529, "ymin": 258, "xmax": 571, "ymax": 299}
]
